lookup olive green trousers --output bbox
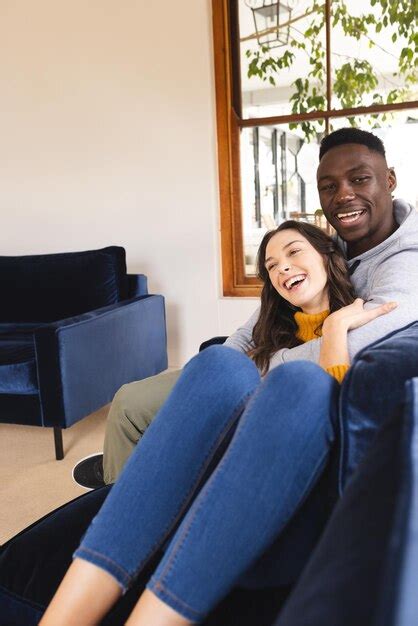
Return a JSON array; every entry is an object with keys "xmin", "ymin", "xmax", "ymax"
[{"xmin": 103, "ymin": 369, "xmax": 182, "ymax": 484}]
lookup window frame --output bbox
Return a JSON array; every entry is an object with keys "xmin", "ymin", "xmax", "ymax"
[{"xmin": 212, "ymin": 0, "xmax": 418, "ymax": 297}]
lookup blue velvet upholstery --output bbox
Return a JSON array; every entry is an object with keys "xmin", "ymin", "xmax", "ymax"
[
  {"xmin": 339, "ymin": 321, "xmax": 418, "ymax": 490},
  {"xmin": 0, "ymin": 247, "xmax": 168, "ymax": 455},
  {"xmin": 393, "ymin": 378, "xmax": 418, "ymax": 626},
  {"xmin": 127, "ymin": 273, "xmax": 148, "ymax": 297},
  {"xmin": 0, "ymin": 246, "xmax": 128, "ymax": 323},
  {"xmin": 0, "ymin": 394, "xmax": 41, "ymax": 427},
  {"xmin": 0, "ymin": 485, "xmax": 286, "ymax": 626},
  {"xmin": 0, "ymin": 325, "xmax": 39, "ymax": 394},
  {"xmin": 0, "ymin": 487, "xmax": 112, "ymax": 626},
  {"xmin": 275, "ymin": 378, "xmax": 418, "ymax": 626},
  {"xmin": 199, "ymin": 336, "xmax": 228, "ymax": 352},
  {"xmin": 0, "ymin": 587, "xmax": 44, "ymax": 626},
  {"xmin": 34, "ymin": 295, "xmax": 168, "ymax": 428}
]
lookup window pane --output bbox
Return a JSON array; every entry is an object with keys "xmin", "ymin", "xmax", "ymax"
[
  {"xmin": 240, "ymin": 122, "xmax": 324, "ymax": 275},
  {"xmin": 239, "ymin": 0, "xmax": 327, "ymax": 119},
  {"xmin": 331, "ymin": 0, "xmax": 418, "ymax": 110},
  {"xmin": 237, "ymin": 0, "xmax": 417, "ymax": 121}
]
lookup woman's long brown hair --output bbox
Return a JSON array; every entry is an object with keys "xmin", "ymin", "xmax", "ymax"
[{"xmin": 248, "ymin": 220, "xmax": 356, "ymax": 375}]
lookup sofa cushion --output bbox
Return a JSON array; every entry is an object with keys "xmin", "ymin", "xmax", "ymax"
[
  {"xmin": 0, "ymin": 586, "xmax": 44, "ymax": 626},
  {"xmin": 0, "ymin": 246, "xmax": 128, "ymax": 323},
  {"xmin": 0, "ymin": 487, "xmax": 168, "ymax": 626},
  {"xmin": 339, "ymin": 321, "xmax": 418, "ymax": 490},
  {"xmin": 0, "ymin": 487, "xmax": 112, "ymax": 607},
  {"xmin": 0, "ymin": 325, "xmax": 40, "ymax": 394},
  {"xmin": 274, "ymin": 378, "xmax": 418, "ymax": 626}
]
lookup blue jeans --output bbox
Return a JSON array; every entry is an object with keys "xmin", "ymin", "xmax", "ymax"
[{"xmin": 75, "ymin": 346, "xmax": 339, "ymax": 622}]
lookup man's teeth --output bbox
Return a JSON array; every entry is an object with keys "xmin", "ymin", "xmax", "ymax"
[
  {"xmin": 337, "ymin": 210, "xmax": 365, "ymax": 222},
  {"xmin": 285, "ymin": 275, "xmax": 306, "ymax": 290}
]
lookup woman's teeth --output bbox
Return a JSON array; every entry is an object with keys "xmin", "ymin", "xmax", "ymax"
[
  {"xmin": 337, "ymin": 209, "xmax": 365, "ymax": 223},
  {"xmin": 284, "ymin": 275, "xmax": 306, "ymax": 290}
]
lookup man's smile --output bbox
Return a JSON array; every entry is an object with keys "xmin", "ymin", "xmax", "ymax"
[{"xmin": 334, "ymin": 208, "xmax": 367, "ymax": 227}]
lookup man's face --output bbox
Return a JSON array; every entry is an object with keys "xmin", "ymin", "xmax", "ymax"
[{"xmin": 317, "ymin": 143, "xmax": 397, "ymax": 257}]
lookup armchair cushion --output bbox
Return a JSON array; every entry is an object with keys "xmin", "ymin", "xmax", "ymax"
[
  {"xmin": 0, "ymin": 324, "xmax": 41, "ymax": 394},
  {"xmin": 0, "ymin": 246, "xmax": 128, "ymax": 323},
  {"xmin": 0, "ymin": 342, "xmax": 37, "ymax": 395}
]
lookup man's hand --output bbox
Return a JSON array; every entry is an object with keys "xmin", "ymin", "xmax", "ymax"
[
  {"xmin": 323, "ymin": 298, "xmax": 398, "ymax": 333},
  {"xmin": 319, "ymin": 299, "xmax": 398, "ymax": 371}
]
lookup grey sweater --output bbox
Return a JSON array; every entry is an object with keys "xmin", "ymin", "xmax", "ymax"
[{"xmin": 225, "ymin": 199, "xmax": 418, "ymax": 372}]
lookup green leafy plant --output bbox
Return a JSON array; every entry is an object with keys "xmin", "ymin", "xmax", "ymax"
[{"xmin": 245, "ymin": 0, "xmax": 417, "ymax": 140}]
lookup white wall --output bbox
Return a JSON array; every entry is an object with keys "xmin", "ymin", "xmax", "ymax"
[{"xmin": 0, "ymin": 0, "xmax": 258, "ymax": 367}]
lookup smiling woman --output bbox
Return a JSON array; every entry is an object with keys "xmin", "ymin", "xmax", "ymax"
[
  {"xmin": 264, "ymin": 232, "xmax": 329, "ymax": 314},
  {"xmin": 247, "ymin": 219, "xmax": 356, "ymax": 375}
]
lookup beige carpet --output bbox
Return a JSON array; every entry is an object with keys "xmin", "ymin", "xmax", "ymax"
[{"xmin": 0, "ymin": 406, "xmax": 108, "ymax": 545}]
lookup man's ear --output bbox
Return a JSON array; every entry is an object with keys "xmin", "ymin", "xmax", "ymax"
[{"xmin": 388, "ymin": 167, "xmax": 397, "ymax": 193}]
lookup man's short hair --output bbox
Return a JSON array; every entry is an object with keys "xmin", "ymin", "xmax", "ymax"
[{"xmin": 319, "ymin": 127, "xmax": 386, "ymax": 160}]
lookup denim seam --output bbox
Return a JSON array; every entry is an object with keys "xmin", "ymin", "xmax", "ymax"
[
  {"xmin": 149, "ymin": 578, "xmax": 204, "ymax": 620},
  {"xmin": 129, "ymin": 388, "xmax": 257, "ymax": 584},
  {"xmin": 275, "ymin": 447, "xmax": 332, "ymax": 529},
  {"xmin": 152, "ymin": 390, "xmax": 268, "ymax": 591},
  {"xmin": 75, "ymin": 546, "xmax": 131, "ymax": 587},
  {"xmin": 152, "ymin": 473, "xmax": 212, "ymax": 592}
]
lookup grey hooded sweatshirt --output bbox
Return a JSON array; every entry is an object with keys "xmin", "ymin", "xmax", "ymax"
[{"xmin": 225, "ymin": 199, "xmax": 418, "ymax": 372}]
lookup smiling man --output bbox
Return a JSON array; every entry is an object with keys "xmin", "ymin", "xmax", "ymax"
[
  {"xmin": 99, "ymin": 127, "xmax": 418, "ymax": 485},
  {"xmin": 318, "ymin": 141, "xmax": 397, "ymax": 258}
]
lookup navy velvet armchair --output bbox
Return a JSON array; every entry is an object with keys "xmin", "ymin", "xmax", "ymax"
[{"xmin": 0, "ymin": 246, "xmax": 168, "ymax": 460}]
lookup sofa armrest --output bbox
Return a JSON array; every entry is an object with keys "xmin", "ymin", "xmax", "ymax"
[
  {"xmin": 127, "ymin": 274, "xmax": 148, "ymax": 298},
  {"xmin": 339, "ymin": 320, "xmax": 418, "ymax": 492},
  {"xmin": 199, "ymin": 336, "xmax": 228, "ymax": 352},
  {"xmin": 34, "ymin": 295, "xmax": 168, "ymax": 428}
]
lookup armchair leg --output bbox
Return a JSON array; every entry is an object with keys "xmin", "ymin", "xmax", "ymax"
[{"xmin": 53, "ymin": 427, "xmax": 64, "ymax": 460}]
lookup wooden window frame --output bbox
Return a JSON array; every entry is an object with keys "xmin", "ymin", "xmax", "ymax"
[{"xmin": 212, "ymin": 0, "xmax": 418, "ymax": 297}]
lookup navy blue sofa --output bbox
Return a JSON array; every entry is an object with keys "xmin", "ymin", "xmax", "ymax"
[
  {"xmin": 0, "ymin": 322, "xmax": 417, "ymax": 625},
  {"xmin": 0, "ymin": 246, "xmax": 168, "ymax": 459}
]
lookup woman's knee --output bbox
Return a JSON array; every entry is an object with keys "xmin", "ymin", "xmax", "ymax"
[
  {"xmin": 184, "ymin": 345, "xmax": 260, "ymax": 393},
  {"xmin": 264, "ymin": 361, "xmax": 337, "ymax": 399},
  {"xmin": 247, "ymin": 362, "xmax": 338, "ymax": 440},
  {"xmin": 189, "ymin": 344, "xmax": 256, "ymax": 371}
]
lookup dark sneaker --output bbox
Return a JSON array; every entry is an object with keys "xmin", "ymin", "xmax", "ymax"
[{"xmin": 72, "ymin": 453, "xmax": 105, "ymax": 489}]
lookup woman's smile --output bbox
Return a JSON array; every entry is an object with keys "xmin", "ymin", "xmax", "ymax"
[
  {"xmin": 282, "ymin": 273, "xmax": 307, "ymax": 291},
  {"xmin": 265, "ymin": 229, "xmax": 330, "ymax": 314}
]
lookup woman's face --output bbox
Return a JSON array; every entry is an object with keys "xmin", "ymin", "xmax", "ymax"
[{"xmin": 264, "ymin": 229, "xmax": 330, "ymax": 314}]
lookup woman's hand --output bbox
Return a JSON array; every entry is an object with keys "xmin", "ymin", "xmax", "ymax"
[{"xmin": 322, "ymin": 298, "xmax": 398, "ymax": 333}]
